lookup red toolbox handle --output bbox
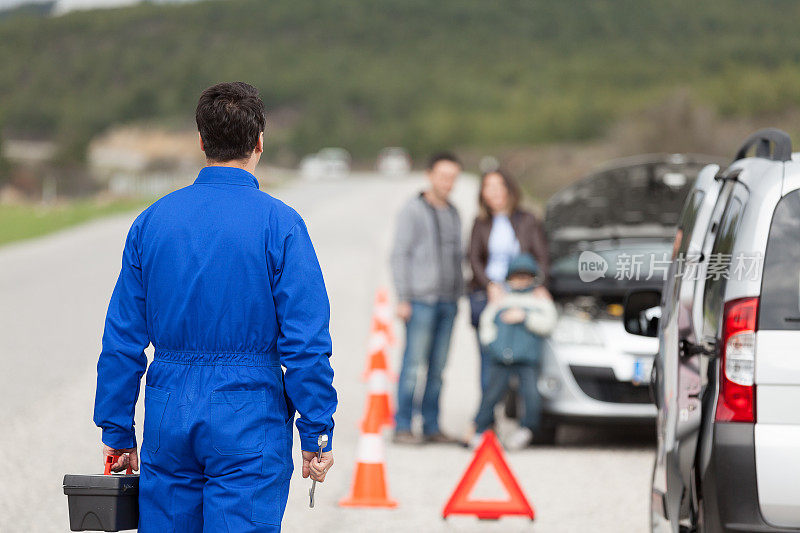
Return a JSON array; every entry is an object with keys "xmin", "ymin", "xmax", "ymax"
[{"xmin": 104, "ymin": 454, "xmax": 133, "ymax": 475}]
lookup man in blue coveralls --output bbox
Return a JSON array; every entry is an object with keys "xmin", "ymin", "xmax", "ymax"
[{"xmin": 93, "ymin": 82, "xmax": 337, "ymax": 532}]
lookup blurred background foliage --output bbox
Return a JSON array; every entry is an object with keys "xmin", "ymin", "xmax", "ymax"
[{"xmin": 3, "ymin": 0, "xmax": 800, "ymax": 168}]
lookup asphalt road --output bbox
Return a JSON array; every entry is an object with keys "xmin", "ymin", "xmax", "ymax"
[{"xmin": 0, "ymin": 172, "xmax": 654, "ymax": 532}]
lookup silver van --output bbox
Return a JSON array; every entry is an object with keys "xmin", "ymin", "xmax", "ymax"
[{"xmin": 625, "ymin": 129, "xmax": 800, "ymax": 532}]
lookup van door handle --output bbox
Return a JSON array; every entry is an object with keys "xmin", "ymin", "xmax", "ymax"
[
  {"xmin": 680, "ymin": 339, "xmax": 703, "ymax": 357},
  {"xmin": 680, "ymin": 339, "xmax": 715, "ymax": 358}
]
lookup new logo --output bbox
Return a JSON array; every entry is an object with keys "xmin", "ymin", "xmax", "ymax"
[{"xmin": 578, "ymin": 251, "xmax": 608, "ymax": 282}]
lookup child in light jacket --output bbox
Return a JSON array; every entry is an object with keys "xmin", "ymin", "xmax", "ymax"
[{"xmin": 472, "ymin": 253, "xmax": 557, "ymax": 450}]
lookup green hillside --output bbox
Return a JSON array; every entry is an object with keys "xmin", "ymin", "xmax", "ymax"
[{"xmin": 2, "ymin": 0, "xmax": 800, "ymax": 162}]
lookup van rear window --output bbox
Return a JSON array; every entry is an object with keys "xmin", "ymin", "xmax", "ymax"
[
  {"xmin": 759, "ymin": 191, "xmax": 800, "ymax": 331},
  {"xmin": 676, "ymin": 189, "xmax": 705, "ymax": 257},
  {"xmin": 703, "ymin": 196, "xmax": 743, "ymax": 339}
]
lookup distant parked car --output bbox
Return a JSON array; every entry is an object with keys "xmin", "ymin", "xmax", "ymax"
[
  {"xmin": 317, "ymin": 148, "xmax": 351, "ymax": 179},
  {"xmin": 300, "ymin": 148, "xmax": 351, "ymax": 180},
  {"xmin": 527, "ymin": 154, "xmax": 722, "ymax": 444},
  {"xmin": 299, "ymin": 154, "xmax": 326, "ymax": 180},
  {"xmin": 626, "ymin": 129, "xmax": 800, "ymax": 532},
  {"xmin": 377, "ymin": 147, "xmax": 411, "ymax": 177}
]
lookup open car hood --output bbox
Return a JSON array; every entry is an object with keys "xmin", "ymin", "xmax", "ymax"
[{"xmin": 545, "ymin": 153, "xmax": 724, "ymax": 260}]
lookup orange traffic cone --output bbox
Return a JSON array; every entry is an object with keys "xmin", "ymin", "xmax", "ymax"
[
  {"xmin": 339, "ymin": 432, "xmax": 398, "ymax": 508},
  {"xmin": 361, "ymin": 329, "xmax": 393, "ymax": 381},
  {"xmin": 361, "ymin": 369, "xmax": 394, "ymax": 433},
  {"xmin": 372, "ymin": 287, "xmax": 396, "ymax": 346}
]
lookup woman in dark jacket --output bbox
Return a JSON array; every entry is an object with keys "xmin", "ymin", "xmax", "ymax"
[{"xmin": 467, "ymin": 170, "xmax": 550, "ymax": 391}]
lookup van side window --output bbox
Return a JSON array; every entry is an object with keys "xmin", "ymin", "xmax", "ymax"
[
  {"xmin": 702, "ymin": 196, "xmax": 744, "ymax": 340},
  {"xmin": 675, "ymin": 189, "xmax": 705, "ymax": 257},
  {"xmin": 663, "ymin": 189, "xmax": 706, "ymax": 313},
  {"xmin": 759, "ymin": 191, "xmax": 800, "ymax": 331}
]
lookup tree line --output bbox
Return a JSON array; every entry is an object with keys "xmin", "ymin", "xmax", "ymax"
[{"xmin": 1, "ymin": 0, "xmax": 800, "ymax": 166}]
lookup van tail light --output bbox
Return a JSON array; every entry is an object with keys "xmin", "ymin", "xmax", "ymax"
[{"xmin": 715, "ymin": 297, "xmax": 758, "ymax": 423}]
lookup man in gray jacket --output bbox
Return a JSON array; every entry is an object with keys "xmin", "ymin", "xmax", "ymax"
[{"xmin": 390, "ymin": 152, "xmax": 463, "ymax": 444}]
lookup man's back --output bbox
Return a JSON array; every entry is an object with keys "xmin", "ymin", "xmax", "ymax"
[{"xmin": 137, "ymin": 167, "xmax": 304, "ymax": 357}]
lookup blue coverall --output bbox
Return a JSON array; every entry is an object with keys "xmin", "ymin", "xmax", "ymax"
[{"xmin": 93, "ymin": 166, "xmax": 337, "ymax": 532}]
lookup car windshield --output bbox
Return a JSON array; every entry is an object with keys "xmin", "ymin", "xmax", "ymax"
[{"xmin": 551, "ymin": 242, "xmax": 673, "ymax": 282}]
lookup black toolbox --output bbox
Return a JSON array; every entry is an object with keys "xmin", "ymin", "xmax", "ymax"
[{"xmin": 63, "ymin": 473, "xmax": 139, "ymax": 531}]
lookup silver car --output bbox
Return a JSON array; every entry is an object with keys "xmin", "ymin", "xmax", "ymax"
[
  {"xmin": 300, "ymin": 148, "xmax": 351, "ymax": 180},
  {"xmin": 531, "ymin": 155, "xmax": 722, "ymax": 443},
  {"xmin": 626, "ymin": 128, "xmax": 800, "ymax": 532},
  {"xmin": 377, "ymin": 147, "xmax": 411, "ymax": 177}
]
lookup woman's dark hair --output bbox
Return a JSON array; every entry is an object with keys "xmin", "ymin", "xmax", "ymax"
[
  {"xmin": 195, "ymin": 82, "xmax": 266, "ymax": 162},
  {"xmin": 478, "ymin": 169, "xmax": 521, "ymax": 219}
]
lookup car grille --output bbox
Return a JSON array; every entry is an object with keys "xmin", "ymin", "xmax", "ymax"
[{"xmin": 569, "ymin": 365, "xmax": 652, "ymax": 404}]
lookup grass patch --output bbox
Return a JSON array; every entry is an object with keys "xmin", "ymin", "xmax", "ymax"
[{"xmin": 0, "ymin": 197, "xmax": 150, "ymax": 247}]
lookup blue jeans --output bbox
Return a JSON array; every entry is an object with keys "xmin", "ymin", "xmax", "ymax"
[
  {"xmin": 474, "ymin": 362, "xmax": 542, "ymax": 433},
  {"xmin": 469, "ymin": 291, "xmax": 491, "ymax": 393},
  {"xmin": 476, "ymin": 333, "xmax": 492, "ymax": 393},
  {"xmin": 395, "ymin": 300, "xmax": 458, "ymax": 435}
]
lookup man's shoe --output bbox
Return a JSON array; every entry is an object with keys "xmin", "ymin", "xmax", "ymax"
[
  {"xmin": 392, "ymin": 431, "xmax": 421, "ymax": 445},
  {"xmin": 423, "ymin": 432, "xmax": 458, "ymax": 445}
]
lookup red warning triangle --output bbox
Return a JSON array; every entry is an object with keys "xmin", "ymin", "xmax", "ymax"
[{"xmin": 442, "ymin": 430, "xmax": 535, "ymax": 521}]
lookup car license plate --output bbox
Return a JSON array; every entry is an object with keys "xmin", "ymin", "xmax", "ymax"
[{"xmin": 632, "ymin": 358, "xmax": 650, "ymax": 385}]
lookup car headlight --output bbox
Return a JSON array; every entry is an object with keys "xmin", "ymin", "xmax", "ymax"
[{"xmin": 538, "ymin": 375, "xmax": 562, "ymax": 398}]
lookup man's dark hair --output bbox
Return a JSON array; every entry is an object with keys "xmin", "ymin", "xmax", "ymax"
[
  {"xmin": 427, "ymin": 151, "xmax": 461, "ymax": 170},
  {"xmin": 196, "ymin": 82, "xmax": 266, "ymax": 162}
]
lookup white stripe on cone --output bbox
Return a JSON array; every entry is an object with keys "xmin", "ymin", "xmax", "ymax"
[
  {"xmin": 374, "ymin": 305, "xmax": 392, "ymax": 324},
  {"xmin": 356, "ymin": 433, "xmax": 386, "ymax": 464},
  {"xmin": 367, "ymin": 370, "xmax": 390, "ymax": 393},
  {"xmin": 368, "ymin": 330, "xmax": 389, "ymax": 352}
]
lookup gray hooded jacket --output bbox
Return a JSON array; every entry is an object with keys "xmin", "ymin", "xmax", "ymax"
[{"xmin": 390, "ymin": 192, "xmax": 463, "ymax": 303}]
